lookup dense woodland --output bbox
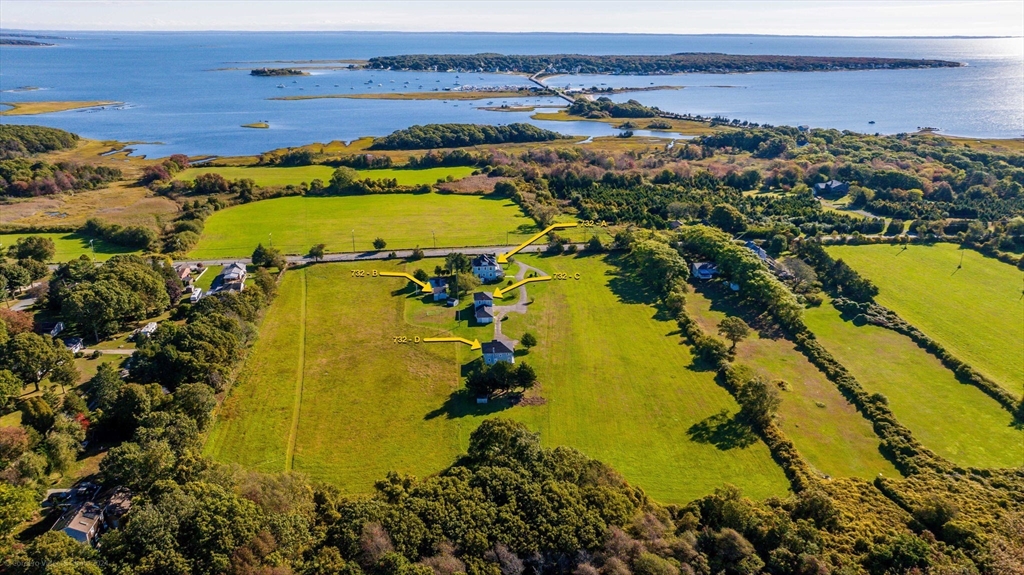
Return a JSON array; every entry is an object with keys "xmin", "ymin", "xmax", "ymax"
[
  {"xmin": 0, "ymin": 126, "xmax": 120, "ymax": 197},
  {"xmin": 368, "ymin": 123, "xmax": 567, "ymax": 150},
  {"xmin": 365, "ymin": 53, "xmax": 962, "ymax": 74}
]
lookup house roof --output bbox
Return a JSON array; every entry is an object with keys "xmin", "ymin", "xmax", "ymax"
[
  {"xmin": 471, "ymin": 254, "xmax": 499, "ymax": 267},
  {"xmin": 64, "ymin": 337, "xmax": 83, "ymax": 347},
  {"xmin": 814, "ymin": 180, "xmax": 848, "ymax": 190},
  {"xmin": 222, "ymin": 262, "xmax": 247, "ymax": 281},
  {"xmin": 53, "ymin": 502, "xmax": 103, "ymax": 543},
  {"xmin": 693, "ymin": 262, "xmax": 718, "ymax": 272},
  {"xmin": 473, "ymin": 292, "xmax": 493, "ymax": 302},
  {"xmin": 482, "ymin": 340, "xmax": 514, "ymax": 355},
  {"xmin": 475, "ymin": 306, "xmax": 493, "ymax": 320}
]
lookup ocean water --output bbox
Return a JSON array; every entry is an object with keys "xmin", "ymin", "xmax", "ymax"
[{"xmin": 0, "ymin": 32, "xmax": 1021, "ymax": 157}]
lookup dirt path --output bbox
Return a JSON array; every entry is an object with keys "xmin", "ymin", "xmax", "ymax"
[
  {"xmin": 284, "ymin": 268, "xmax": 307, "ymax": 472},
  {"xmin": 491, "ymin": 260, "xmax": 548, "ymax": 345}
]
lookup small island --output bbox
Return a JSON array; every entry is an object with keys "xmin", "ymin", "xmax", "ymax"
[{"xmin": 250, "ymin": 67, "xmax": 308, "ymax": 77}]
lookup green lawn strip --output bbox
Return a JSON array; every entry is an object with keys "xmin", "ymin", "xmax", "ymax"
[
  {"xmin": 501, "ymin": 254, "xmax": 790, "ymax": 502},
  {"xmin": 684, "ymin": 286, "xmax": 899, "ymax": 480},
  {"xmin": 204, "ymin": 270, "xmax": 306, "ymax": 471},
  {"xmin": 827, "ymin": 243, "xmax": 1024, "ymax": 398},
  {"xmin": 803, "ymin": 298, "xmax": 1023, "ymax": 469},
  {"xmin": 0, "ymin": 232, "xmax": 138, "ymax": 262},
  {"xmin": 176, "ymin": 166, "xmax": 476, "ymax": 188},
  {"xmin": 189, "ymin": 194, "xmax": 537, "ymax": 259},
  {"xmin": 291, "ymin": 261, "xmax": 466, "ymax": 492},
  {"xmin": 284, "ymin": 269, "xmax": 307, "ymax": 472},
  {"xmin": 193, "ymin": 265, "xmax": 223, "ymax": 291}
]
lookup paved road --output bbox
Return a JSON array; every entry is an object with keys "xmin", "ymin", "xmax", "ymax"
[
  {"xmin": 491, "ymin": 260, "xmax": 549, "ymax": 346},
  {"xmin": 174, "ymin": 243, "xmax": 583, "ymax": 268}
]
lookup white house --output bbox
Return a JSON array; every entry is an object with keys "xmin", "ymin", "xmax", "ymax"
[
  {"xmin": 471, "ymin": 254, "xmax": 505, "ymax": 282},
  {"xmin": 53, "ymin": 502, "xmax": 104, "ymax": 546},
  {"xmin": 473, "ymin": 292, "xmax": 494, "ymax": 308},
  {"xmin": 474, "ymin": 305, "xmax": 494, "ymax": 325},
  {"xmin": 189, "ymin": 286, "xmax": 203, "ymax": 303},
  {"xmin": 691, "ymin": 262, "xmax": 719, "ymax": 280},
  {"xmin": 482, "ymin": 340, "xmax": 514, "ymax": 365},
  {"xmin": 64, "ymin": 337, "xmax": 84, "ymax": 354},
  {"xmin": 218, "ymin": 263, "xmax": 247, "ymax": 292}
]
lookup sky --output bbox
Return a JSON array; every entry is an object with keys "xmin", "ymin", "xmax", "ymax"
[{"xmin": 0, "ymin": 0, "xmax": 1021, "ymax": 36}]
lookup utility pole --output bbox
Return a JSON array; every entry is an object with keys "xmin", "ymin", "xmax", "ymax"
[
  {"xmin": 351, "ymin": 229, "xmax": 355, "ymax": 252},
  {"xmin": 432, "ymin": 230, "xmax": 436, "ymax": 249}
]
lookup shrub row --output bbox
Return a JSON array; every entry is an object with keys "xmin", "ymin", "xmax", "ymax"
[
  {"xmin": 832, "ymin": 297, "xmax": 1021, "ymax": 418},
  {"xmin": 790, "ymin": 330, "xmax": 941, "ymax": 475}
]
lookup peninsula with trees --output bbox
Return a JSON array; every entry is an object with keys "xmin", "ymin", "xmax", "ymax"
[{"xmin": 367, "ymin": 52, "xmax": 963, "ymax": 74}]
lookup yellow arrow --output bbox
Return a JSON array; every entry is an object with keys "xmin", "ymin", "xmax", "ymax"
[
  {"xmin": 493, "ymin": 275, "xmax": 552, "ymax": 298},
  {"xmin": 498, "ymin": 222, "xmax": 579, "ymax": 263},
  {"xmin": 423, "ymin": 337, "xmax": 482, "ymax": 350},
  {"xmin": 378, "ymin": 271, "xmax": 430, "ymax": 291}
]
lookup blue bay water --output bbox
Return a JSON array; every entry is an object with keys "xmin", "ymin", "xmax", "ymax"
[{"xmin": 0, "ymin": 32, "xmax": 1021, "ymax": 157}]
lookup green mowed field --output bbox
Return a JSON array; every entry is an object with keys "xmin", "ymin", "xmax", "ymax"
[
  {"xmin": 189, "ymin": 194, "xmax": 537, "ymax": 258},
  {"xmin": 0, "ymin": 232, "xmax": 139, "ymax": 262},
  {"xmin": 804, "ymin": 298, "xmax": 1023, "ymax": 469},
  {"xmin": 176, "ymin": 165, "xmax": 476, "ymax": 187},
  {"xmin": 684, "ymin": 286, "xmax": 899, "ymax": 480},
  {"xmin": 828, "ymin": 243, "xmax": 1023, "ymax": 397},
  {"xmin": 207, "ymin": 255, "xmax": 790, "ymax": 504}
]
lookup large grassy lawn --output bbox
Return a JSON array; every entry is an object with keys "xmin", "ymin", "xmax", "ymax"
[
  {"xmin": 207, "ymin": 256, "xmax": 790, "ymax": 504},
  {"xmin": 176, "ymin": 165, "xmax": 476, "ymax": 188},
  {"xmin": 683, "ymin": 285, "xmax": 899, "ymax": 480},
  {"xmin": 803, "ymin": 298, "xmax": 1023, "ymax": 469},
  {"xmin": 189, "ymin": 193, "xmax": 537, "ymax": 259},
  {"xmin": 0, "ymin": 232, "xmax": 139, "ymax": 262},
  {"xmin": 827, "ymin": 243, "xmax": 1023, "ymax": 398}
]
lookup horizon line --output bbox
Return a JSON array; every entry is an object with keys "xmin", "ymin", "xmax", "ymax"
[{"xmin": 1, "ymin": 28, "xmax": 1020, "ymax": 39}]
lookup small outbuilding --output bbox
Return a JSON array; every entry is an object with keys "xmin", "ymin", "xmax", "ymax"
[{"xmin": 139, "ymin": 322, "xmax": 158, "ymax": 336}]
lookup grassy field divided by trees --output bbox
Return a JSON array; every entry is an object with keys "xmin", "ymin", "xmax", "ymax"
[
  {"xmin": 206, "ymin": 256, "xmax": 790, "ymax": 503},
  {"xmin": 188, "ymin": 193, "xmax": 537, "ymax": 258},
  {"xmin": 682, "ymin": 286, "xmax": 899, "ymax": 480},
  {"xmin": 0, "ymin": 232, "xmax": 139, "ymax": 262},
  {"xmin": 827, "ymin": 243, "xmax": 1024, "ymax": 398},
  {"xmin": 803, "ymin": 297, "xmax": 1023, "ymax": 469},
  {"xmin": 175, "ymin": 165, "xmax": 476, "ymax": 188}
]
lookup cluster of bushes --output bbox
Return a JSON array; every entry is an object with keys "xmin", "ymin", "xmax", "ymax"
[
  {"xmin": 162, "ymin": 197, "xmax": 224, "ymax": 254},
  {"xmin": 80, "ymin": 217, "xmax": 158, "ymax": 251},
  {"xmin": 0, "ymin": 157, "xmax": 121, "ymax": 197},
  {"xmin": 0, "ymin": 124, "xmax": 78, "ymax": 160},
  {"xmin": 46, "ymin": 255, "xmax": 177, "ymax": 342},
  {"xmin": 464, "ymin": 360, "xmax": 537, "ymax": 398},
  {"xmin": 569, "ymin": 97, "xmax": 659, "ymax": 119},
  {"xmin": 368, "ymin": 123, "xmax": 565, "ymax": 150},
  {"xmin": 832, "ymin": 297, "xmax": 1021, "ymax": 417},
  {"xmin": 406, "ymin": 149, "xmax": 483, "ymax": 168},
  {"xmin": 332, "ymin": 153, "xmax": 394, "ymax": 169},
  {"xmin": 139, "ymin": 153, "xmax": 190, "ymax": 184},
  {"xmin": 321, "ymin": 166, "xmax": 432, "ymax": 196},
  {"xmin": 793, "ymin": 239, "xmax": 879, "ymax": 302},
  {"xmin": 1, "ymin": 236, "xmax": 53, "ymax": 297}
]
